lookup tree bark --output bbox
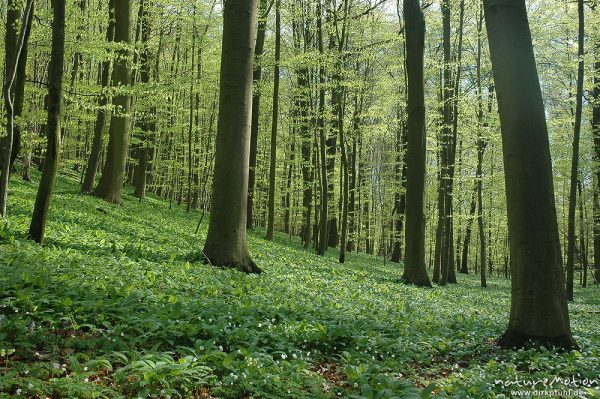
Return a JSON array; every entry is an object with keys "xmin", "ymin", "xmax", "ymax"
[
  {"xmin": 266, "ymin": 0, "xmax": 281, "ymax": 241},
  {"xmin": 565, "ymin": 0, "xmax": 585, "ymax": 301},
  {"xmin": 2, "ymin": 0, "xmax": 35, "ymax": 170},
  {"xmin": 28, "ymin": 0, "xmax": 65, "ymax": 244},
  {"xmin": 592, "ymin": 4, "xmax": 600, "ymax": 285},
  {"xmin": 317, "ymin": 0, "xmax": 329, "ymax": 256},
  {"xmin": 402, "ymin": 0, "xmax": 431, "ymax": 287},
  {"xmin": 484, "ymin": 0, "xmax": 576, "ymax": 349},
  {"xmin": 133, "ymin": 0, "xmax": 153, "ymax": 200},
  {"xmin": 247, "ymin": 0, "xmax": 271, "ymax": 229},
  {"xmin": 1, "ymin": 0, "xmax": 34, "ymax": 217},
  {"xmin": 82, "ymin": 0, "xmax": 116, "ymax": 193},
  {"xmin": 460, "ymin": 185, "xmax": 477, "ymax": 274},
  {"xmin": 94, "ymin": 0, "xmax": 132, "ymax": 203},
  {"xmin": 391, "ymin": 120, "xmax": 408, "ymax": 263},
  {"xmin": 203, "ymin": 0, "xmax": 261, "ymax": 274}
]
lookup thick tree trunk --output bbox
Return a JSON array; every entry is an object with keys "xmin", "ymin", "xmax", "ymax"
[
  {"xmin": 484, "ymin": 0, "xmax": 576, "ymax": 349},
  {"xmin": 402, "ymin": 0, "xmax": 431, "ymax": 287},
  {"xmin": 94, "ymin": 0, "xmax": 132, "ymax": 203},
  {"xmin": 28, "ymin": 0, "xmax": 65, "ymax": 244},
  {"xmin": 82, "ymin": 0, "xmax": 116, "ymax": 193},
  {"xmin": 203, "ymin": 0, "xmax": 261, "ymax": 274}
]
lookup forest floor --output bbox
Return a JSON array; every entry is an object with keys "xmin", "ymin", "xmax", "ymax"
[{"xmin": 0, "ymin": 172, "xmax": 599, "ymax": 399}]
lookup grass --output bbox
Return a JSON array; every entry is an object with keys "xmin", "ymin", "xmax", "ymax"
[{"xmin": 0, "ymin": 171, "xmax": 599, "ymax": 398}]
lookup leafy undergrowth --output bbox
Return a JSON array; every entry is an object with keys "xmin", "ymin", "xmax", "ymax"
[{"xmin": 0, "ymin": 172, "xmax": 599, "ymax": 399}]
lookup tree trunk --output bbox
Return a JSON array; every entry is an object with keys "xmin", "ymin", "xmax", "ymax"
[
  {"xmin": 317, "ymin": 0, "xmax": 329, "ymax": 256},
  {"xmin": 347, "ymin": 136, "xmax": 357, "ymax": 252},
  {"xmin": 82, "ymin": 0, "xmax": 116, "ymax": 193},
  {"xmin": 401, "ymin": 0, "xmax": 431, "ymax": 287},
  {"xmin": 1, "ymin": 0, "xmax": 34, "ymax": 217},
  {"xmin": 266, "ymin": 0, "xmax": 281, "ymax": 241},
  {"xmin": 565, "ymin": 0, "xmax": 585, "ymax": 302},
  {"xmin": 94, "ymin": 0, "xmax": 132, "ymax": 203},
  {"xmin": 391, "ymin": 120, "xmax": 408, "ymax": 263},
  {"xmin": 460, "ymin": 185, "xmax": 477, "ymax": 274},
  {"xmin": 133, "ymin": 0, "xmax": 153, "ymax": 200},
  {"xmin": 247, "ymin": 0, "xmax": 270, "ymax": 229},
  {"xmin": 3, "ymin": 0, "xmax": 35, "ymax": 170},
  {"xmin": 203, "ymin": 0, "xmax": 261, "ymax": 274},
  {"xmin": 28, "ymin": 0, "xmax": 65, "ymax": 244},
  {"xmin": 476, "ymin": 1, "xmax": 487, "ymax": 288},
  {"xmin": 338, "ymin": 91, "xmax": 349, "ymax": 263},
  {"xmin": 593, "ymin": 8, "xmax": 600, "ymax": 285},
  {"xmin": 578, "ymin": 179, "xmax": 588, "ymax": 288},
  {"xmin": 484, "ymin": 0, "xmax": 576, "ymax": 349}
]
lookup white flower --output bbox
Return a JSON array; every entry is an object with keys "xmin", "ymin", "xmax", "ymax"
[
  {"xmin": 84, "ymin": 378, "xmax": 89, "ymax": 382},
  {"xmin": 83, "ymin": 366, "xmax": 88, "ymax": 371},
  {"xmin": 219, "ymin": 346, "xmax": 223, "ymax": 351},
  {"xmin": 28, "ymin": 383, "xmax": 33, "ymax": 389},
  {"xmin": 16, "ymin": 389, "xmax": 22, "ymax": 395},
  {"xmin": 281, "ymin": 353, "xmax": 287, "ymax": 360}
]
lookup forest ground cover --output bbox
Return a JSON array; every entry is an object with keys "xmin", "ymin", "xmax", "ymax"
[{"xmin": 0, "ymin": 172, "xmax": 599, "ymax": 399}]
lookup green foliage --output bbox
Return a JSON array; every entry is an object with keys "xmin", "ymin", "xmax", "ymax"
[{"xmin": 0, "ymin": 173, "xmax": 599, "ymax": 398}]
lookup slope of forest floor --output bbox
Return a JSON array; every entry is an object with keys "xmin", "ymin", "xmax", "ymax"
[{"xmin": 0, "ymin": 172, "xmax": 599, "ymax": 399}]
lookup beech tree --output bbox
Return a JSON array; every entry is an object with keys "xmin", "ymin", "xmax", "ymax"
[
  {"xmin": 202, "ymin": 0, "xmax": 261, "ymax": 274},
  {"xmin": 81, "ymin": 0, "xmax": 115, "ymax": 193},
  {"xmin": 1, "ymin": 0, "xmax": 34, "ymax": 217},
  {"xmin": 484, "ymin": 0, "xmax": 576, "ymax": 349},
  {"xmin": 402, "ymin": 0, "xmax": 431, "ymax": 287},
  {"xmin": 28, "ymin": 0, "xmax": 65, "ymax": 244},
  {"xmin": 93, "ymin": 0, "xmax": 132, "ymax": 203},
  {"xmin": 565, "ymin": 0, "xmax": 585, "ymax": 301}
]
